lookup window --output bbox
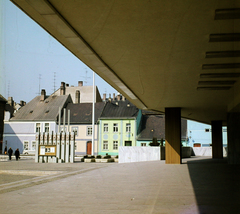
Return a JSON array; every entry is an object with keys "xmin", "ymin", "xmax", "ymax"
[
  {"xmin": 113, "ymin": 123, "xmax": 118, "ymax": 132},
  {"xmin": 103, "ymin": 141, "xmax": 108, "ymax": 150},
  {"xmin": 72, "ymin": 127, "xmax": 78, "ymax": 136},
  {"xmin": 36, "ymin": 123, "xmax": 40, "ymax": 133},
  {"xmin": 141, "ymin": 143, "xmax": 146, "ymax": 147},
  {"xmin": 113, "ymin": 141, "xmax": 118, "ymax": 150},
  {"xmin": 125, "ymin": 141, "xmax": 132, "ymax": 146},
  {"xmin": 103, "ymin": 123, "xmax": 108, "ymax": 132},
  {"xmin": 205, "ymin": 128, "xmax": 211, "ymax": 132},
  {"xmin": 45, "ymin": 123, "xmax": 49, "ymax": 132},
  {"xmin": 32, "ymin": 141, "xmax": 36, "ymax": 151},
  {"xmin": 87, "ymin": 126, "xmax": 92, "ymax": 136},
  {"xmin": 24, "ymin": 141, "xmax": 29, "ymax": 150},
  {"xmin": 126, "ymin": 123, "xmax": 131, "ymax": 132}
]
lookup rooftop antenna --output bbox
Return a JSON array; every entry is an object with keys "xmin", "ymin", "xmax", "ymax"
[
  {"xmin": 38, "ymin": 74, "xmax": 41, "ymax": 95},
  {"xmin": 80, "ymin": 68, "xmax": 91, "ymax": 85},
  {"xmin": 53, "ymin": 72, "xmax": 56, "ymax": 93},
  {"xmin": 7, "ymin": 81, "xmax": 10, "ymax": 98}
]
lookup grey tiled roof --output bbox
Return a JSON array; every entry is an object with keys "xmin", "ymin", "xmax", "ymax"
[
  {"xmin": 137, "ymin": 115, "xmax": 165, "ymax": 141},
  {"xmin": 62, "ymin": 102, "xmax": 105, "ymax": 124},
  {"xmin": 10, "ymin": 95, "xmax": 72, "ymax": 121},
  {"xmin": 100, "ymin": 100, "xmax": 139, "ymax": 119},
  {"xmin": 137, "ymin": 115, "xmax": 187, "ymax": 140}
]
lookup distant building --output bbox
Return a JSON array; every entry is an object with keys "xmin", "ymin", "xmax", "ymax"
[
  {"xmin": 3, "ymin": 81, "xmax": 103, "ymax": 154},
  {"xmin": 54, "ymin": 81, "xmax": 102, "ymax": 103},
  {"xmin": 137, "ymin": 112, "xmax": 187, "ymax": 146},
  {"xmin": 187, "ymin": 120, "xmax": 227, "ymax": 147},
  {"xmin": 3, "ymin": 89, "xmax": 72, "ymax": 154},
  {"xmin": 63, "ymin": 102, "xmax": 105, "ymax": 155},
  {"xmin": 98, "ymin": 99, "xmax": 142, "ymax": 156}
]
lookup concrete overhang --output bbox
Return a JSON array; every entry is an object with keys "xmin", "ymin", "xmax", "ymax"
[{"xmin": 11, "ymin": 0, "xmax": 240, "ymax": 125}]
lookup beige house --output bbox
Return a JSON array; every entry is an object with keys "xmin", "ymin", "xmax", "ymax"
[
  {"xmin": 62, "ymin": 102, "xmax": 105, "ymax": 155},
  {"xmin": 54, "ymin": 81, "xmax": 102, "ymax": 104}
]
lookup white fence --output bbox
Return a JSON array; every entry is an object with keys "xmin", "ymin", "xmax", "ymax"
[
  {"xmin": 119, "ymin": 146, "xmax": 160, "ymax": 163},
  {"xmin": 192, "ymin": 147, "xmax": 227, "ymax": 157}
]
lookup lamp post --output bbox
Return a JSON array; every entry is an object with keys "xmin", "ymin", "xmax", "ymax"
[{"xmin": 92, "ymin": 71, "xmax": 95, "ymax": 156}]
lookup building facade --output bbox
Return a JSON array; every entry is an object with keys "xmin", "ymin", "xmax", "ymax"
[
  {"xmin": 3, "ymin": 89, "xmax": 72, "ymax": 154},
  {"xmin": 98, "ymin": 100, "xmax": 142, "ymax": 156},
  {"xmin": 64, "ymin": 102, "xmax": 105, "ymax": 155},
  {"xmin": 187, "ymin": 120, "xmax": 227, "ymax": 147}
]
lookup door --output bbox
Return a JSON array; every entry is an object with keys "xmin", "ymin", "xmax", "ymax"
[{"xmin": 87, "ymin": 141, "xmax": 92, "ymax": 155}]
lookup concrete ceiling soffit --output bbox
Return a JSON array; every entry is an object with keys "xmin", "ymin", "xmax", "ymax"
[{"xmin": 11, "ymin": 0, "xmax": 147, "ymax": 110}]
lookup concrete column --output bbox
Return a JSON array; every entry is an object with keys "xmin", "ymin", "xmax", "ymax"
[
  {"xmin": 211, "ymin": 120, "xmax": 223, "ymax": 159},
  {"xmin": 70, "ymin": 132, "xmax": 75, "ymax": 163},
  {"xmin": 165, "ymin": 108, "xmax": 181, "ymax": 164},
  {"xmin": 61, "ymin": 132, "xmax": 66, "ymax": 163},
  {"xmin": 35, "ymin": 134, "xmax": 40, "ymax": 163},
  {"xmin": 227, "ymin": 112, "xmax": 240, "ymax": 164},
  {"xmin": 65, "ymin": 132, "xmax": 70, "ymax": 163},
  {"xmin": 56, "ymin": 133, "xmax": 61, "ymax": 162}
]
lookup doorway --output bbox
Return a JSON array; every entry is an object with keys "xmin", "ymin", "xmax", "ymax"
[{"xmin": 87, "ymin": 141, "xmax": 92, "ymax": 155}]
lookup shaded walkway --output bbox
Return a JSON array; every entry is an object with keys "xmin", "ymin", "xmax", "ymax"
[
  {"xmin": 0, "ymin": 157, "xmax": 239, "ymax": 213},
  {"xmin": 187, "ymin": 158, "xmax": 240, "ymax": 214}
]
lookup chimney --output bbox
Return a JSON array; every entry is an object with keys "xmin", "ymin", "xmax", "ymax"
[
  {"xmin": 113, "ymin": 93, "xmax": 115, "ymax": 100},
  {"xmin": 75, "ymin": 90, "xmax": 80, "ymax": 104},
  {"xmin": 40, "ymin": 89, "xmax": 46, "ymax": 101},
  {"xmin": 117, "ymin": 94, "xmax": 121, "ymax": 101},
  {"xmin": 103, "ymin": 93, "xmax": 106, "ymax": 101},
  {"xmin": 78, "ymin": 81, "xmax": 83, "ymax": 87},
  {"xmin": 8, "ymin": 97, "xmax": 14, "ymax": 106},
  {"xmin": 60, "ymin": 82, "xmax": 65, "ymax": 95},
  {"xmin": 20, "ymin": 100, "xmax": 25, "ymax": 106}
]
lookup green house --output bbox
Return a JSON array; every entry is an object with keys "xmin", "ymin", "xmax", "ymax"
[{"xmin": 98, "ymin": 99, "xmax": 142, "ymax": 156}]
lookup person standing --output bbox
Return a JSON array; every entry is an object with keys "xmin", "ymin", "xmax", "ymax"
[
  {"xmin": 8, "ymin": 147, "xmax": 13, "ymax": 160},
  {"xmin": 15, "ymin": 148, "xmax": 20, "ymax": 161}
]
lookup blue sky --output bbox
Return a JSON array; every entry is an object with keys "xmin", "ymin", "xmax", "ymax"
[{"xmin": 0, "ymin": 0, "xmax": 117, "ymax": 103}]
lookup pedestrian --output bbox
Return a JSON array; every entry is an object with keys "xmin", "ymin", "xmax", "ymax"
[
  {"xmin": 8, "ymin": 147, "xmax": 13, "ymax": 160},
  {"xmin": 4, "ymin": 146, "xmax": 7, "ymax": 155},
  {"xmin": 15, "ymin": 148, "xmax": 20, "ymax": 161}
]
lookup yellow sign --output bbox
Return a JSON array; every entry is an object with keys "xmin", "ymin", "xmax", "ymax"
[{"xmin": 39, "ymin": 145, "xmax": 56, "ymax": 156}]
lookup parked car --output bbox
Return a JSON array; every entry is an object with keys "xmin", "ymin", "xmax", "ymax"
[{"xmin": 22, "ymin": 149, "xmax": 36, "ymax": 155}]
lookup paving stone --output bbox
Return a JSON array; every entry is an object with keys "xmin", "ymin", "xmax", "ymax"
[{"xmin": 0, "ymin": 156, "xmax": 239, "ymax": 213}]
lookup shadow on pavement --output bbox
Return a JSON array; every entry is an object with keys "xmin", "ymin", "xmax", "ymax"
[{"xmin": 187, "ymin": 157, "xmax": 240, "ymax": 213}]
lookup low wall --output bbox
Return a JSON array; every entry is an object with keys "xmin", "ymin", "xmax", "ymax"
[
  {"xmin": 192, "ymin": 147, "xmax": 227, "ymax": 157},
  {"xmin": 119, "ymin": 146, "xmax": 160, "ymax": 163}
]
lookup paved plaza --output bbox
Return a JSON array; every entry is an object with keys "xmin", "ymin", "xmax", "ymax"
[{"xmin": 0, "ymin": 156, "xmax": 239, "ymax": 214}]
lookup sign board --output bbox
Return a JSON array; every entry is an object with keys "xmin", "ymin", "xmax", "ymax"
[{"xmin": 39, "ymin": 145, "xmax": 56, "ymax": 156}]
